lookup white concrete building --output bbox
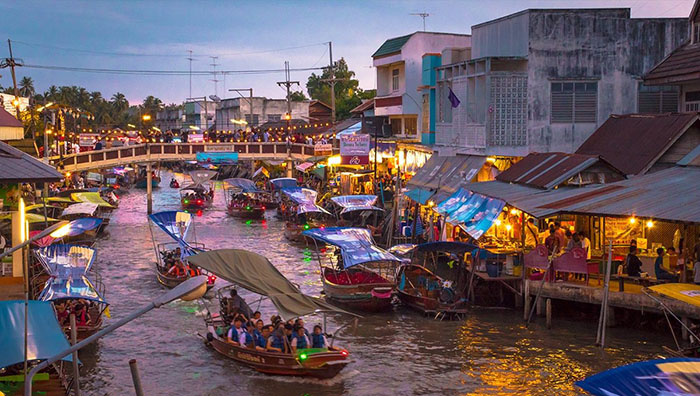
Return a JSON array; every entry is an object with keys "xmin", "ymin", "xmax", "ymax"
[
  {"xmin": 372, "ymin": 32, "xmax": 472, "ymax": 140},
  {"xmin": 214, "ymin": 97, "xmax": 310, "ymax": 130}
]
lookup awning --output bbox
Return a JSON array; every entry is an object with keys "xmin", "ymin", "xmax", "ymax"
[
  {"xmin": 71, "ymin": 192, "xmax": 114, "ymax": 208},
  {"xmin": 223, "ymin": 178, "xmax": 260, "ymax": 193},
  {"xmin": 281, "ymin": 187, "xmax": 330, "ymax": 215},
  {"xmin": 330, "ymin": 195, "xmax": 383, "ymax": 214},
  {"xmin": 336, "ymin": 121, "xmax": 362, "ymax": 136},
  {"xmin": 0, "ymin": 300, "xmax": 76, "ymax": 369},
  {"xmin": 303, "ymin": 227, "xmax": 401, "ymax": 268},
  {"xmin": 187, "ymin": 249, "xmax": 356, "ymax": 319},
  {"xmin": 404, "ymin": 188, "xmax": 435, "ymax": 205},
  {"xmin": 148, "ymin": 211, "xmax": 192, "ymax": 249},
  {"xmin": 39, "ymin": 274, "xmax": 107, "ymax": 304},
  {"xmin": 252, "ymin": 167, "xmax": 269, "ymax": 179},
  {"xmin": 0, "ymin": 213, "xmax": 58, "ymax": 223},
  {"xmin": 61, "ymin": 202, "xmax": 99, "ymax": 217},
  {"xmin": 406, "ymin": 155, "xmax": 447, "ymax": 190},
  {"xmin": 435, "ymin": 155, "xmax": 487, "ymax": 199},
  {"xmin": 270, "ymin": 177, "xmax": 297, "ymax": 190},
  {"xmin": 576, "ymin": 358, "xmax": 700, "ymax": 396},
  {"xmin": 58, "ymin": 217, "xmax": 103, "ymax": 237},
  {"xmin": 435, "ymin": 187, "xmax": 505, "ymax": 240},
  {"xmin": 35, "ymin": 244, "xmax": 96, "ymax": 275},
  {"xmin": 189, "ymin": 170, "xmax": 217, "ymax": 185},
  {"xmin": 295, "ymin": 162, "xmax": 315, "ymax": 172}
]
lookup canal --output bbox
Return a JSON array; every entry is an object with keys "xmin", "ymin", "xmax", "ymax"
[{"xmin": 79, "ymin": 172, "xmax": 667, "ymax": 395}]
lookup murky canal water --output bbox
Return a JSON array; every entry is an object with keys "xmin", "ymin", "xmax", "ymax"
[{"xmin": 79, "ymin": 172, "xmax": 668, "ymax": 396}]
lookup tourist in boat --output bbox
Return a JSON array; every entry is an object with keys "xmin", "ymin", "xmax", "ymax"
[
  {"xmin": 291, "ymin": 325, "xmax": 310, "ymax": 353},
  {"xmin": 72, "ymin": 303, "xmax": 91, "ymax": 326},
  {"xmin": 227, "ymin": 317, "xmax": 245, "ymax": 344},
  {"xmin": 284, "ymin": 323, "xmax": 294, "ymax": 350},
  {"xmin": 266, "ymin": 323, "xmax": 287, "ymax": 353},
  {"xmin": 655, "ymin": 247, "xmax": 679, "ymax": 282},
  {"xmin": 55, "ymin": 301, "xmax": 69, "ymax": 326},
  {"xmin": 255, "ymin": 325, "xmax": 271, "ymax": 351},
  {"xmin": 254, "ymin": 319, "xmax": 264, "ymax": 342},
  {"xmin": 311, "ymin": 325, "xmax": 327, "ymax": 348},
  {"xmin": 239, "ymin": 321, "xmax": 255, "ymax": 347},
  {"xmin": 294, "ymin": 318, "xmax": 310, "ymax": 337},
  {"xmin": 252, "ymin": 311, "xmax": 262, "ymax": 323},
  {"xmin": 225, "ymin": 289, "xmax": 253, "ymax": 320},
  {"xmin": 167, "ymin": 259, "xmax": 187, "ymax": 278},
  {"xmin": 625, "ymin": 246, "xmax": 643, "ymax": 277}
]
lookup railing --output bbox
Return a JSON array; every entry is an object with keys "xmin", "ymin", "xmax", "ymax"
[{"xmin": 49, "ymin": 142, "xmax": 339, "ymax": 171}]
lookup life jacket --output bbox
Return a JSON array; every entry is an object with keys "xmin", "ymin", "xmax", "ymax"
[
  {"xmin": 242, "ymin": 329, "xmax": 253, "ymax": 346},
  {"xmin": 270, "ymin": 334, "xmax": 285, "ymax": 350},
  {"xmin": 187, "ymin": 266, "xmax": 199, "ymax": 277},
  {"xmin": 254, "ymin": 331, "xmax": 266, "ymax": 348},
  {"xmin": 311, "ymin": 333, "xmax": 325, "ymax": 349},
  {"xmin": 295, "ymin": 334, "xmax": 308, "ymax": 349},
  {"xmin": 75, "ymin": 309, "xmax": 88, "ymax": 326}
]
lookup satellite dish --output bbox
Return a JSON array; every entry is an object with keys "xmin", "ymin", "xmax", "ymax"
[{"xmin": 209, "ymin": 95, "xmax": 221, "ymax": 102}]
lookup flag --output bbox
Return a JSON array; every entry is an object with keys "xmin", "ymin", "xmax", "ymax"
[{"xmin": 448, "ymin": 88, "xmax": 461, "ymax": 108}]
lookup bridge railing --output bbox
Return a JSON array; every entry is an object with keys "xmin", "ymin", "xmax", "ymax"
[{"xmin": 49, "ymin": 142, "xmax": 339, "ymax": 170}]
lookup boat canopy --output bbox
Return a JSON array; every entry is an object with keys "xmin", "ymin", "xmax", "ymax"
[
  {"xmin": 59, "ymin": 217, "xmax": 103, "ymax": 237},
  {"xmin": 187, "ymin": 249, "xmax": 356, "ymax": 319},
  {"xmin": 0, "ymin": 213, "xmax": 58, "ymax": 223},
  {"xmin": 388, "ymin": 244, "xmax": 417, "ymax": 256},
  {"xmin": 434, "ymin": 188, "xmax": 505, "ymax": 240},
  {"xmin": 0, "ymin": 300, "xmax": 76, "ymax": 369},
  {"xmin": 270, "ymin": 177, "xmax": 297, "ymax": 190},
  {"xmin": 188, "ymin": 170, "xmax": 217, "ymax": 186},
  {"xmin": 330, "ymin": 195, "xmax": 383, "ymax": 214},
  {"xmin": 71, "ymin": 192, "xmax": 114, "ymax": 208},
  {"xmin": 148, "ymin": 211, "xmax": 192, "ymax": 242},
  {"xmin": 303, "ymin": 227, "xmax": 401, "ymax": 268},
  {"xmin": 61, "ymin": 202, "xmax": 99, "ymax": 217},
  {"xmin": 39, "ymin": 273, "xmax": 107, "ymax": 304},
  {"xmin": 281, "ymin": 188, "xmax": 330, "ymax": 215},
  {"xmin": 576, "ymin": 357, "xmax": 700, "ymax": 396},
  {"xmin": 35, "ymin": 244, "xmax": 96, "ymax": 274},
  {"xmin": 45, "ymin": 196, "xmax": 76, "ymax": 204},
  {"xmin": 647, "ymin": 283, "xmax": 700, "ymax": 308},
  {"xmin": 223, "ymin": 178, "xmax": 261, "ymax": 193}
]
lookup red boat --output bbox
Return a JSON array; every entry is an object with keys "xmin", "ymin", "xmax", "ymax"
[
  {"xmin": 223, "ymin": 178, "xmax": 268, "ymax": 219},
  {"xmin": 180, "ymin": 170, "xmax": 217, "ymax": 211}
]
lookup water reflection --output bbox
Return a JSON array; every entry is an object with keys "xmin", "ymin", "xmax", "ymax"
[{"xmin": 77, "ymin": 172, "xmax": 666, "ymax": 395}]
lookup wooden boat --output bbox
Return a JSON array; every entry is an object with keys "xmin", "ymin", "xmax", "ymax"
[
  {"xmin": 395, "ymin": 242, "xmax": 477, "ymax": 319},
  {"xmin": 135, "ymin": 167, "xmax": 161, "ymax": 189},
  {"xmin": 304, "ymin": 227, "xmax": 401, "ymax": 312},
  {"xmin": 188, "ymin": 248, "xmax": 356, "ymax": 379},
  {"xmin": 279, "ymin": 187, "xmax": 332, "ymax": 242},
  {"xmin": 223, "ymin": 178, "xmax": 267, "ymax": 219},
  {"xmin": 180, "ymin": 170, "xmax": 217, "ymax": 210}
]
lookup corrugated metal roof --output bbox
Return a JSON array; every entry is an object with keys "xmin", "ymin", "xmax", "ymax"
[
  {"xmin": 496, "ymin": 152, "xmax": 604, "ymax": 189},
  {"xmin": 644, "ymin": 42, "xmax": 700, "ymax": 85},
  {"xmin": 372, "ymin": 34, "xmax": 413, "ymax": 58},
  {"xmin": 406, "ymin": 155, "xmax": 447, "ymax": 191},
  {"xmin": 576, "ymin": 113, "xmax": 699, "ymax": 175},
  {"xmin": 350, "ymin": 100, "xmax": 374, "ymax": 114},
  {"xmin": 0, "ymin": 107, "xmax": 22, "ymax": 128},
  {"xmin": 468, "ymin": 167, "xmax": 700, "ymax": 224},
  {"xmin": 0, "ymin": 140, "xmax": 63, "ymax": 183}
]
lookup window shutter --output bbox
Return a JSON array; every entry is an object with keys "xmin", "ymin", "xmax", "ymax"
[{"xmin": 551, "ymin": 83, "xmax": 573, "ymax": 123}]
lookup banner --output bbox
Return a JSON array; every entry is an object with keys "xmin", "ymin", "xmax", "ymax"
[
  {"xmin": 314, "ymin": 143, "xmax": 333, "ymax": 156},
  {"xmin": 340, "ymin": 134, "xmax": 370, "ymax": 165},
  {"xmin": 188, "ymin": 133, "xmax": 204, "ymax": 143},
  {"xmin": 204, "ymin": 144, "xmax": 235, "ymax": 152},
  {"xmin": 195, "ymin": 152, "xmax": 238, "ymax": 164}
]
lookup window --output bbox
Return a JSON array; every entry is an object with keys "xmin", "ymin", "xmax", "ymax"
[
  {"xmin": 244, "ymin": 114, "xmax": 260, "ymax": 126},
  {"xmin": 437, "ymin": 82, "xmax": 453, "ymax": 123},
  {"xmin": 694, "ymin": 23, "xmax": 700, "ymax": 44},
  {"xmin": 404, "ymin": 117, "xmax": 417, "ymax": 136},
  {"xmin": 686, "ymin": 91, "xmax": 700, "ymax": 112},
  {"xmin": 551, "ymin": 82, "xmax": 597, "ymax": 123},
  {"xmin": 267, "ymin": 114, "xmax": 281, "ymax": 122},
  {"xmin": 638, "ymin": 85, "xmax": 679, "ymax": 113},
  {"xmin": 392, "ymin": 69, "xmax": 399, "ymax": 92},
  {"xmin": 489, "ymin": 75, "xmax": 527, "ymax": 146}
]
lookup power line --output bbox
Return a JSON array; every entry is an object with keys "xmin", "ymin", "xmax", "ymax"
[{"xmin": 21, "ymin": 63, "xmax": 324, "ymax": 76}]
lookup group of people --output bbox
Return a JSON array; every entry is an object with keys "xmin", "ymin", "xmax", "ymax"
[
  {"xmin": 53, "ymin": 299, "xmax": 96, "ymax": 327},
  {"xmin": 625, "ymin": 244, "xmax": 680, "ymax": 282},
  {"xmin": 535, "ymin": 220, "xmax": 591, "ymax": 258},
  {"xmin": 182, "ymin": 188, "xmax": 213, "ymax": 204},
  {"xmin": 161, "ymin": 247, "xmax": 200, "ymax": 278},
  {"xmin": 219, "ymin": 289, "xmax": 327, "ymax": 354},
  {"xmin": 229, "ymin": 194, "xmax": 264, "ymax": 210}
]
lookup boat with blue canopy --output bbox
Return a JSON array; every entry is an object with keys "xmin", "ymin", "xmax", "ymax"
[
  {"xmin": 279, "ymin": 188, "xmax": 331, "ymax": 242},
  {"xmin": 223, "ymin": 178, "xmax": 270, "ymax": 219},
  {"xmin": 394, "ymin": 241, "xmax": 481, "ymax": 319},
  {"xmin": 303, "ymin": 227, "xmax": 402, "ymax": 312},
  {"xmin": 576, "ymin": 358, "xmax": 700, "ymax": 395},
  {"xmin": 329, "ymin": 195, "xmax": 384, "ymax": 227},
  {"xmin": 34, "ymin": 244, "xmax": 97, "ymax": 275},
  {"xmin": 147, "ymin": 211, "xmax": 216, "ymax": 291},
  {"xmin": 0, "ymin": 300, "xmax": 76, "ymax": 395}
]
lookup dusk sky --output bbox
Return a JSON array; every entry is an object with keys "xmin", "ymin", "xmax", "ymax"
[{"xmin": 1, "ymin": 0, "xmax": 694, "ymax": 105}]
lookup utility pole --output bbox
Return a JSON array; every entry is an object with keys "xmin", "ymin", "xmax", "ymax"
[
  {"xmin": 229, "ymin": 88, "xmax": 253, "ymax": 131},
  {"xmin": 210, "ymin": 56, "xmax": 219, "ymax": 96},
  {"xmin": 1, "ymin": 39, "xmax": 24, "ymax": 119},
  {"xmin": 277, "ymin": 62, "xmax": 299, "ymax": 177},
  {"xmin": 320, "ymin": 42, "xmax": 347, "ymax": 135},
  {"xmin": 186, "ymin": 50, "xmax": 194, "ymax": 99},
  {"xmin": 410, "ymin": 13, "xmax": 430, "ymax": 31}
]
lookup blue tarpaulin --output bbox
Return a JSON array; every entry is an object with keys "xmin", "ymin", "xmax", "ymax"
[
  {"xmin": 281, "ymin": 188, "xmax": 330, "ymax": 215},
  {"xmin": 35, "ymin": 244, "xmax": 96, "ymax": 275},
  {"xmin": 195, "ymin": 152, "xmax": 238, "ymax": 164},
  {"xmin": 270, "ymin": 178, "xmax": 298, "ymax": 190},
  {"xmin": 224, "ymin": 178, "xmax": 261, "ymax": 193},
  {"xmin": 0, "ymin": 300, "xmax": 76, "ymax": 369},
  {"xmin": 435, "ymin": 188, "xmax": 473, "ymax": 218},
  {"xmin": 39, "ymin": 274, "xmax": 107, "ymax": 304},
  {"xmin": 148, "ymin": 211, "xmax": 201, "ymax": 257},
  {"xmin": 405, "ymin": 188, "xmax": 435, "ymax": 205},
  {"xmin": 59, "ymin": 217, "xmax": 103, "ymax": 237},
  {"xmin": 434, "ymin": 188, "xmax": 505, "ymax": 240},
  {"xmin": 576, "ymin": 358, "xmax": 700, "ymax": 396},
  {"xmin": 303, "ymin": 227, "xmax": 401, "ymax": 268},
  {"xmin": 330, "ymin": 195, "xmax": 383, "ymax": 214}
]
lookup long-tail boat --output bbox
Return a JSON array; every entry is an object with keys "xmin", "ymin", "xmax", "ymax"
[
  {"xmin": 180, "ymin": 170, "xmax": 217, "ymax": 211},
  {"xmin": 223, "ymin": 178, "xmax": 268, "ymax": 219},
  {"xmin": 278, "ymin": 187, "xmax": 331, "ymax": 242}
]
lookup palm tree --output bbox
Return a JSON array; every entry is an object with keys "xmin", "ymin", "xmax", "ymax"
[
  {"xmin": 18, "ymin": 77, "xmax": 35, "ymax": 97},
  {"xmin": 111, "ymin": 92, "xmax": 128, "ymax": 113}
]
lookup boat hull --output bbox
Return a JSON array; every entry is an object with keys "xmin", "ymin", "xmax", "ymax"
[
  {"xmin": 227, "ymin": 207, "xmax": 265, "ymax": 219},
  {"xmin": 135, "ymin": 178, "xmax": 160, "ymax": 189},
  {"xmin": 206, "ymin": 336, "xmax": 349, "ymax": 379},
  {"xmin": 156, "ymin": 269, "xmax": 215, "ymax": 291},
  {"xmin": 322, "ymin": 268, "xmax": 394, "ymax": 312}
]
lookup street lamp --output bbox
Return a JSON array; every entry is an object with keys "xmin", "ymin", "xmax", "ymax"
[
  {"xmin": 142, "ymin": 114, "xmax": 151, "ymax": 121},
  {"xmin": 24, "ymin": 276, "xmax": 208, "ymax": 396}
]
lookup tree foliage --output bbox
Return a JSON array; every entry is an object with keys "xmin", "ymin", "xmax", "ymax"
[{"xmin": 306, "ymin": 58, "xmax": 375, "ymax": 120}]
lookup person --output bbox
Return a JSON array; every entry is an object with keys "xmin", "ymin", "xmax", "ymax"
[
  {"xmin": 227, "ymin": 317, "xmax": 245, "ymax": 344},
  {"xmin": 565, "ymin": 232, "xmax": 583, "ymax": 251},
  {"xmin": 290, "ymin": 325, "xmax": 310, "ymax": 353},
  {"xmin": 55, "ymin": 301, "xmax": 69, "ymax": 326},
  {"xmin": 545, "ymin": 228, "xmax": 560, "ymax": 255},
  {"xmin": 554, "ymin": 222, "xmax": 567, "ymax": 249},
  {"xmin": 252, "ymin": 311, "xmax": 262, "ymax": 323},
  {"xmin": 226, "ymin": 289, "xmax": 253, "ymax": 320},
  {"xmin": 625, "ymin": 246, "xmax": 643, "ymax": 277},
  {"xmin": 311, "ymin": 325, "xmax": 327, "ymax": 349},
  {"xmin": 524, "ymin": 218, "xmax": 539, "ymax": 249},
  {"xmin": 254, "ymin": 319, "xmax": 264, "ymax": 343},
  {"xmin": 284, "ymin": 323, "xmax": 294, "ymax": 350},
  {"xmin": 579, "ymin": 231, "xmax": 592, "ymax": 260},
  {"xmin": 239, "ymin": 321, "xmax": 255, "ymax": 347},
  {"xmin": 267, "ymin": 324, "xmax": 287, "ymax": 353},
  {"xmin": 655, "ymin": 247, "xmax": 678, "ymax": 282},
  {"xmin": 255, "ymin": 325, "xmax": 272, "ymax": 351},
  {"xmin": 72, "ymin": 303, "xmax": 91, "ymax": 326},
  {"xmin": 167, "ymin": 259, "xmax": 186, "ymax": 278},
  {"xmin": 294, "ymin": 318, "xmax": 310, "ymax": 337}
]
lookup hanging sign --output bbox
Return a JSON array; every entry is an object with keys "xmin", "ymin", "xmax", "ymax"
[
  {"xmin": 314, "ymin": 143, "xmax": 333, "ymax": 156},
  {"xmin": 340, "ymin": 134, "xmax": 370, "ymax": 165}
]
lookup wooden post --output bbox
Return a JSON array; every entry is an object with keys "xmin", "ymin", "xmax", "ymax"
[
  {"xmin": 682, "ymin": 317, "xmax": 690, "ymax": 341},
  {"xmin": 523, "ymin": 280, "xmax": 530, "ymax": 320},
  {"xmin": 536, "ymin": 296, "xmax": 544, "ymax": 316},
  {"xmin": 69, "ymin": 314, "xmax": 80, "ymax": 396},
  {"xmin": 129, "ymin": 359, "xmax": 145, "ymax": 396},
  {"xmin": 545, "ymin": 298, "xmax": 552, "ymax": 329},
  {"xmin": 596, "ymin": 239, "xmax": 613, "ymax": 347},
  {"xmin": 146, "ymin": 162, "xmax": 153, "ymax": 214}
]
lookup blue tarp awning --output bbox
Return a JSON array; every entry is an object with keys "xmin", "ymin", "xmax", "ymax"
[
  {"xmin": 281, "ymin": 188, "xmax": 330, "ymax": 215},
  {"xmin": 434, "ymin": 188, "xmax": 505, "ymax": 240},
  {"xmin": 270, "ymin": 178, "xmax": 298, "ymax": 190},
  {"xmin": 39, "ymin": 274, "xmax": 107, "ymax": 304},
  {"xmin": 35, "ymin": 244, "xmax": 97, "ymax": 275},
  {"xmin": 330, "ymin": 195, "xmax": 383, "ymax": 214},
  {"xmin": 405, "ymin": 188, "xmax": 435, "ymax": 205},
  {"xmin": 224, "ymin": 178, "xmax": 261, "ymax": 193},
  {"xmin": 195, "ymin": 152, "xmax": 238, "ymax": 164},
  {"xmin": 148, "ymin": 211, "xmax": 192, "ymax": 242},
  {"xmin": 0, "ymin": 300, "xmax": 76, "ymax": 369},
  {"xmin": 576, "ymin": 358, "xmax": 700, "ymax": 396},
  {"xmin": 303, "ymin": 227, "xmax": 401, "ymax": 268}
]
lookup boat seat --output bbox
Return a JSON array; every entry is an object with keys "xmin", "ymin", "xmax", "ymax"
[{"xmin": 324, "ymin": 269, "xmax": 388, "ymax": 285}]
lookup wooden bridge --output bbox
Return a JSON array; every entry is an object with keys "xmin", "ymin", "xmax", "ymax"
[{"xmin": 49, "ymin": 142, "xmax": 337, "ymax": 172}]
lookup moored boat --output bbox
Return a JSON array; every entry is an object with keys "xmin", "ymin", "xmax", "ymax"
[
  {"xmin": 278, "ymin": 187, "xmax": 331, "ymax": 242},
  {"xmin": 304, "ymin": 227, "xmax": 401, "ymax": 312},
  {"xmin": 329, "ymin": 195, "xmax": 384, "ymax": 227},
  {"xmin": 187, "ymin": 248, "xmax": 356, "ymax": 379},
  {"xmin": 135, "ymin": 167, "xmax": 161, "ymax": 189}
]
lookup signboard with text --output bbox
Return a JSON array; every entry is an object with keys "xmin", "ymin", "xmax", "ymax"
[
  {"xmin": 340, "ymin": 134, "xmax": 370, "ymax": 165},
  {"xmin": 188, "ymin": 133, "xmax": 204, "ymax": 143},
  {"xmin": 314, "ymin": 143, "xmax": 333, "ymax": 156},
  {"xmin": 204, "ymin": 144, "xmax": 235, "ymax": 152}
]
